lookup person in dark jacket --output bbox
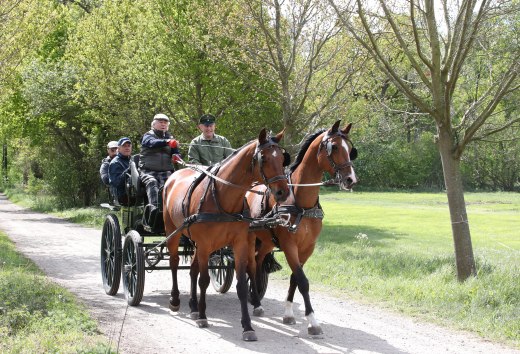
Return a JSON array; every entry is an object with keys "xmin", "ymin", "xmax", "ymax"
[
  {"xmin": 108, "ymin": 137, "xmax": 133, "ymax": 204},
  {"xmin": 138, "ymin": 113, "xmax": 180, "ymax": 222},
  {"xmin": 99, "ymin": 140, "xmax": 118, "ymax": 186}
]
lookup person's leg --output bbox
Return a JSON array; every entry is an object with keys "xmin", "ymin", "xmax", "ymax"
[{"xmin": 139, "ymin": 171, "xmax": 159, "ymax": 224}]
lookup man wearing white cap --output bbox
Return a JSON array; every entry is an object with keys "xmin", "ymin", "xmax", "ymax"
[
  {"xmin": 138, "ymin": 113, "xmax": 180, "ymax": 224},
  {"xmin": 99, "ymin": 140, "xmax": 118, "ymax": 186}
]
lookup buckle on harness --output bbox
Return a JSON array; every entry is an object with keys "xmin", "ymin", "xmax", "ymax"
[{"xmin": 276, "ymin": 213, "xmax": 291, "ymax": 228}]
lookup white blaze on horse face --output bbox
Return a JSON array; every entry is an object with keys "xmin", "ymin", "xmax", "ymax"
[
  {"xmin": 341, "ymin": 139, "xmax": 350, "ymax": 155},
  {"xmin": 271, "ymin": 149, "xmax": 278, "ymax": 158}
]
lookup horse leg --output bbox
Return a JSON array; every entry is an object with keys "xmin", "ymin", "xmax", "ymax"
[
  {"xmin": 234, "ymin": 242, "xmax": 257, "ymax": 341},
  {"xmin": 165, "ymin": 219, "xmax": 181, "ymax": 311},
  {"xmin": 194, "ymin": 248, "xmax": 210, "ymax": 328},
  {"xmin": 283, "ymin": 272, "xmax": 298, "ymax": 325},
  {"xmin": 188, "ymin": 250, "xmax": 200, "ymax": 320},
  {"xmin": 247, "ymin": 233, "xmax": 263, "ymax": 316},
  {"xmin": 168, "ymin": 252, "xmax": 181, "ymax": 311},
  {"xmin": 283, "ymin": 247, "xmax": 322, "ymax": 335}
]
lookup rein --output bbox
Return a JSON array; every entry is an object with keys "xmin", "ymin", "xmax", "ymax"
[{"xmin": 178, "ymin": 159, "xmax": 266, "ymax": 195}]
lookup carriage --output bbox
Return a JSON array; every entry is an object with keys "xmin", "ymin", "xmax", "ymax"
[
  {"xmin": 100, "ymin": 154, "xmax": 243, "ymax": 306},
  {"xmin": 100, "ymin": 123, "xmax": 356, "ymax": 340},
  {"xmin": 100, "ymin": 142, "xmax": 288, "ymax": 306}
]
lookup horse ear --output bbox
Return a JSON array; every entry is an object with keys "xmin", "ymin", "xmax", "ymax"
[
  {"xmin": 342, "ymin": 122, "xmax": 352, "ymax": 135},
  {"xmin": 273, "ymin": 128, "xmax": 285, "ymax": 143},
  {"xmin": 330, "ymin": 120, "xmax": 341, "ymax": 133},
  {"xmin": 258, "ymin": 128, "xmax": 268, "ymax": 144}
]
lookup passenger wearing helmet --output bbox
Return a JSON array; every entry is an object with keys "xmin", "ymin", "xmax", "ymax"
[{"xmin": 138, "ymin": 113, "xmax": 180, "ymax": 224}]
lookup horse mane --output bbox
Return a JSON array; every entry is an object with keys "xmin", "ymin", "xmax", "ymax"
[{"xmin": 288, "ymin": 129, "xmax": 326, "ymax": 174}]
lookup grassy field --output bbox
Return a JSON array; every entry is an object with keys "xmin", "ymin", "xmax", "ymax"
[
  {"xmin": 2, "ymin": 188, "xmax": 519, "ymax": 349},
  {"xmin": 0, "ymin": 232, "xmax": 113, "ymax": 353},
  {"xmin": 271, "ymin": 190, "xmax": 519, "ymax": 347}
]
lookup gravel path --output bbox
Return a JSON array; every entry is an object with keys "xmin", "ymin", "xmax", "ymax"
[{"xmin": 0, "ymin": 193, "xmax": 517, "ymax": 354}]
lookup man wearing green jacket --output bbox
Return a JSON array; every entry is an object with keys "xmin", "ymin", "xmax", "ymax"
[{"xmin": 188, "ymin": 114, "xmax": 233, "ymax": 166}]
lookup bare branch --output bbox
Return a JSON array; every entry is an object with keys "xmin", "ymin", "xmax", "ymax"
[
  {"xmin": 410, "ymin": 0, "xmax": 432, "ymax": 69},
  {"xmin": 329, "ymin": 0, "xmax": 435, "ymax": 116}
]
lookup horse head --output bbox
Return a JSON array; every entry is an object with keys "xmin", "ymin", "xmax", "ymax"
[
  {"xmin": 252, "ymin": 129, "xmax": 290, "ymax": 202},
  {"xmin": 318, "ymin": 120, "xmax": 358, "ymax": 190}
]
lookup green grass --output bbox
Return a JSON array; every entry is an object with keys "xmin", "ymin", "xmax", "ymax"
[
  {"xmin": 0, "ymin": 232, "xmax": 114, "ymax": 353},
  {"xmin": 272, "ymin": 191, "xmax": 519, "ymax": 348}
]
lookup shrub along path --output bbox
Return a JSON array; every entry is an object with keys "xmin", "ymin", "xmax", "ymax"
[{"xmin": 0, "ymin": 193, "xmax": 518, "ymax": 354}]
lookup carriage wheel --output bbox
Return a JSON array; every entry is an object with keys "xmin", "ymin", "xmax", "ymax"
[
  {"xmin": 122, "ymin": 230, "xmax": 145, "ymax": 306},
  {"xmin": 100, "ymin": 214, "xmax": 122, "ymax": 295},
  {"xmin": 247, "ymin": 267, "xmax": 269, "ymax": 303},
  {"xmin": 209, "ymin": 253, "xmax": 234, "ymax": 293}
]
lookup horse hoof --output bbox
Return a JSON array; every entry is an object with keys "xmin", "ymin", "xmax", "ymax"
[
  {"xmin": 242, "ymin": 330, "xmax": 258, "ymax": 341},
  {"xmin": 308, "ymin": 326, "xmax": 323, "ymax": 336},
  {"xmin": 253, "ymin": 306, "xmax": 264, "ymax": 317},
  {"xmin": 283, "ymin": 316, "xmax": 296, "ymax": 325},
  {"xmin": 196, "ymin": 319, "xmax": 208, "ymax": 328},
  {"xmin": 190, "ymin": 312, "xmax": 199, "ymax": 320},
  {"xmin": 169, "ymin": 303, "xmax": 180, "ymax": 312}
]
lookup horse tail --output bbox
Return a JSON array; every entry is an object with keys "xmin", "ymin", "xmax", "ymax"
[
  {"xmin": 180, "ymin": 234, "xmax": 194, "ymax": 262},
  {"xmin": 263, "ymin": 252, "xmax": 282, "ymax": 274}
]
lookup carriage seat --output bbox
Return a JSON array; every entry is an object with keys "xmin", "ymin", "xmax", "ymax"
[{"xmin": 125, "ymin": 154, "xmax": 146, "ymax": 202}]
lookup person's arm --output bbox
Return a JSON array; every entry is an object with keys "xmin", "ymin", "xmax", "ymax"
[
  {"xmin": 141, "ymin": 132, "xmax": 169, "ymax": 148},
  {"xmin": 108, "ymin": 160, "xmax": 127, "ymax": 194},
  {"xmin": 100, "ymin": 159, "xmax": 110, "ymax": 185}
]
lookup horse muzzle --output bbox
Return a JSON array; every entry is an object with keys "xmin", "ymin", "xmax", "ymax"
[
  {"xmin": 338, "ymin": 171, "xmax": 357, "ymax": 191},
  {"xmin": 270, "ymin": 183, "xmax": 290, "ymax": 202}
]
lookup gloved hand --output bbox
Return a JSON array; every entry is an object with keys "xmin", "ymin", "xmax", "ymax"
[
  {"xmin": 172, "ymin": 154, "xmax": 182, "ymax": 163},
  {"xmin": 167, "ymin": 139, "xmax": 178, "ymax": 148}
]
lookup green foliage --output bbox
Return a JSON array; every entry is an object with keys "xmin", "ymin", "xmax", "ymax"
[
  {"xmin": 0, "ymin": 233, "xmax": 112, "ymax": 353},
  {"xmin": 356, "ymin": 130, "xmax": 443, "ymax": 190},
  {"xmin": 1, "ymin": 0, "xmax": 519, "ymax": 207}
]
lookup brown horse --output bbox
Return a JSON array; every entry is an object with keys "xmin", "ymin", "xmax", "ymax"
[
  {"xmin": 246, "ymin": 120, "xmax": 357, "ymax": 335},
  {"xmin": 162, "ymin": 129, "xmax": 289, "ymax": 341}
]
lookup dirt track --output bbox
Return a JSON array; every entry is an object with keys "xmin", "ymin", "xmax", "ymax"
[{"xmin": 0, "ymin": 193, "xmax": 518, "ymax": 354}]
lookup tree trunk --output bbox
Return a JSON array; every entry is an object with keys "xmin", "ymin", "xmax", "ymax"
[{"xmin": 437, "ymin": 128, "xmax": 477, "ymax": 281}]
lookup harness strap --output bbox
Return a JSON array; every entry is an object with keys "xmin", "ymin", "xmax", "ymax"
[
  {"xmin": 274, "ymin": 202, "xmax": 324, "ymax": 233},
  {"xmin": 187, "ymin": 162, "xmax": 266, "ymax": 195}
]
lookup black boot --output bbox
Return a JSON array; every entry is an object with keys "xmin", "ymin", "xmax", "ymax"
[{"xmin": 144, "ymin": 180, "xmax": 159, "ymax": 226}]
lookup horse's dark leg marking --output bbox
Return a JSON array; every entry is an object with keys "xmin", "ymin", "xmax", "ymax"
[
  {"xmin": 189, "ymin": 255, "xmax": 200, "ymax": 318},
  {"xmin": 294, "ymin": 265, "xmax": 323, "ymax": 335},
  {"xmin": 293, "ymin": 266, "xmax": 313, "ymax": 316},
  {"xmin": 286, "ymin": 272, "xmax": 298, "ymax": 303},
  {"xmin": 196, "ymin": 253, "xmax": 210, "ymax": 326},
  {"xmin": 169, "ymin": 254, "xmax": 180, "ymax": 311},
  {"xmin": 236, "ymin": 265, "xmax": 254, "ymax": 332}
]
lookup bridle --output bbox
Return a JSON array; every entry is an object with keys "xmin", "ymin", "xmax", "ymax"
[
  {"xmin": 317, "ymin": 131, "xmax": 356, "ymax": 178},
  {"xmin": 252, "ymin": 139, "xmax": 289, "ymax": 185}
]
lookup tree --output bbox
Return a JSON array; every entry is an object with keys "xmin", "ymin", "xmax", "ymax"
[
  {"xmin": 0, "ymin": 0, "xmax": 54, "ymax": 83},
  {"xmin": 329, "ymin": 0, "xmax": 520, "ymax": 280},
  {"xmin": 192, "ymin": 0, "xmax": 367, "ymax": 148}
]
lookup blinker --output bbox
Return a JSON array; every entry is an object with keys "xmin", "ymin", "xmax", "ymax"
[
  {"xmin": 349, "ymin": 147, "xmax": 358, "ymax": 160},
  {"xmin": 283, "ymin": 151, "xmax": 291, "ymax": 167}
]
